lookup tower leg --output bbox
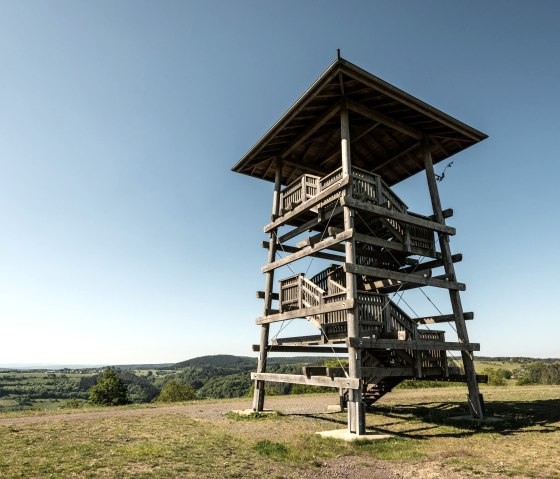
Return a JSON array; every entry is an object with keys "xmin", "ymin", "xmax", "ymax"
[
  {"xmin": 422, "ymin": 139, "xmax": 484, "ymax": 418},
  {"xmin": 253, "ymin": 158, "xmax": 283, "ymax": 412},
  {"xmin": 253, "ymin": 325, "xmax": 269, "ymax": 411},
  {"xmin": 340, "ymin": 100, "xmax": 365, "ymax": 434}
]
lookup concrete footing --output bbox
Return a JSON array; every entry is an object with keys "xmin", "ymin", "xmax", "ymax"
[
  {"xmin": 326, "ymin": 404, "xmax": 344, "ymax": 413},
  {"xmin": 230, "ymin": 409, "xmax": 276, "ymax": 416},
  {"xmin": 317, "ymin": 429, "xmax": 393, "ymax": 442}
]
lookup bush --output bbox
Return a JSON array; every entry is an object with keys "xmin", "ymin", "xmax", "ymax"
[
  {"xmin": 89, "ymin": 368, "xmax": 129, "ymax": 406},
  {"xmin": 61, "ymin": 398, "xmax": 85, "ymax": 409},
  {"xmin": 155, "ymin": 380, "xmax": 197, "ymax": 402},
  {"xmin": 482, "ymin": 368, "xmax": 507, "ymax": 386}
]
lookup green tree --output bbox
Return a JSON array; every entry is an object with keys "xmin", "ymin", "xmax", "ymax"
[
  {"xmin": 155, "ymin": 380, "xmax": 197, "ymax": 402},
  {"xmin": 89, "ymin": 368, "xmax": 129, "ymax": 406}
]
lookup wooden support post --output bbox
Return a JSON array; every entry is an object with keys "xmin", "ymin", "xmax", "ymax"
[
  {"xmin": 253, "ymin": 157, "xmax": 282, "ymax": 412},
  {"xmin": 422, "ymin": 139, "xmax": 485, "ymax": 419},
  {"xmin": 341, "ymin": 99, "xmax": 365, "ymax": 435}
]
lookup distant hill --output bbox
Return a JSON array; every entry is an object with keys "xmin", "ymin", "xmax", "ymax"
[
  {"xmin": 173, "ymin": 355, "xmax": 256, "ymax": 370},
  {"xmin": 172, "ymin": 355, "xmax": 328, "ymax": 370}
]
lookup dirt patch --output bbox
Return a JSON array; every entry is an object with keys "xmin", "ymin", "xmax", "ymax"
[{"xmin": 303, "ymin": 456, "xmax": 468, "ymax": 479}]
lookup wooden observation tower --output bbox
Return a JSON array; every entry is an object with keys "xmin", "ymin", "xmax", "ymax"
[{"xmin": 232, "ymin": 55, "xmax": 488, "ymax": 435}]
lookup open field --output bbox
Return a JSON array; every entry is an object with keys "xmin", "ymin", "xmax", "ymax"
[{"xmin": 0, "ymin": 385, "xmax": 558, "ymax": 478}]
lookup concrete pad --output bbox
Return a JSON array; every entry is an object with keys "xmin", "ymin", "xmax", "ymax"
[
  {"xmin": 229, "ymin": 409, "xmax": 277, "ymax": 416},
  {"xmin": 326, "ymin": 404, "xmax": 344, "ymax": 413},
  {"xmin": 447, "ymin": 415, "xmax": 504, "ymax": 424},
  {"xmin": 317, "ymin": 429, "xmax": 393, "ymax": 441}
]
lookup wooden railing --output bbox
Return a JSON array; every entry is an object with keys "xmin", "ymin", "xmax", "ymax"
[
  {"xmin": 277, "ymin": 269, "xmax": 448, "ymax": 371},
  {"xmin": 278, "ymin": 166, "xmax": 437, "ymax": 253},
  {"xmin": 418, "ymin": 330, "xmax": 447, "ymax": 369},
  {"xmin": 280, "ymin": 174, "xmax": 320, "ymax": 213},
  {"xmin": 279, "ymin": 166, "xmax": 409, "ymax": 215},
  {"xmin": 278, "ymin": 274, "xmax": 324, "ymax": 311}
]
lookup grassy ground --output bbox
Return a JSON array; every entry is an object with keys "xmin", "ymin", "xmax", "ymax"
[{"xmin": 0, "ymin": 385, "xmax": 558, "ymax": 478}]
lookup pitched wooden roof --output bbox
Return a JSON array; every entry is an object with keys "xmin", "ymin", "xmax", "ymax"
[{"xmin": 232, "ymin": 57, "xmax": 487, "ymax": 187}]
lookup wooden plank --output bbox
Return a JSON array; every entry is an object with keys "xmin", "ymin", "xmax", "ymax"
[
  {"xmin": 262, "ymin": 229, "xmax": 353, "ymax": 272},
  {"xmin": 264, "ymin": 176, "xmax": 349, "ymax": 233},
  {"xmin": 252, "ymin": 344, "xmax": 348, "ymax": 353},
  {"xmin": 303, "ymin": 366, "xmax": 347, "ymax": 377},
  {"xmin": 407, "ymin": 208, "xmax": 453, "ymax": 222},
  {"xmin": 276, "ymin": 206, "xmax": 345, "ymax": 243},
  {"xmin": 272, "ymin": 334, "xmax": 323, "ymax": 345},
  {"xmin": 256, "ymin": 291, "xmax": 279, "ymax": 300},
  {"xmin": 399, "ymin": 254, "xmax": 462, "ymax": 274},
  {"xmin": 279, "ymin": 102, "xmax": 340, "ymax": 159},
  {"xmin": 444, "ymin": 374, "xmax": 488, "ymax": 384},
  {"xmin": 251, "ymin": 372, "xmax": 359, "ymax": 389},
  {"xmin": 256, "ymin": 298, "xmax": 355, "ymax": 324},
  {"xmin": 351, "ymin": 231, "xmax": 439, "ymax": 258},
  {"xmin": 262, "ymin": 241, "xmax": 345, "ymax": 263},
  {"xmin": 347, "ymin": 99, "xmax": 422, "ymax": 140},
  {"xmin": 341, "ymin": 196, "xmax": 455, "ymax": 235},
  {"xmin": 416, "ymin": 312, "xmax": 474, "ymax": 325},
  {"xmin": 344, "ymin": 263, "xmax": 465, "ymax": 291},
  {"xmin": 347, "ymin": 337, "xmax": 480, "ymax": 352},
  {"xmin": 283, "ymin": 159, "xmax": 327, "ymax": 177},
  {"xmin": 370, "ymin": 141, "xmax": 422, "ymax": 174}
]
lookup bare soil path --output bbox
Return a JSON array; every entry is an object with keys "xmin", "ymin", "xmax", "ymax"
[{"xmin": 0, "ymin": 394, "xmax": 337, "ymax": 426}]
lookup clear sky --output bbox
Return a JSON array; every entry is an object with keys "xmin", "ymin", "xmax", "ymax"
[{"xmin": 0, "ymin": 1, "xmax": 558, "ymax": 365}]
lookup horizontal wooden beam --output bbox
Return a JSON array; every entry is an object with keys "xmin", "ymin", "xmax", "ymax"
[
  {"xmin": 347, "ymin": 337, "xmax": 480, "ymax": 352},
  {"xmin": 303, "ymin": 366, "xmax": 456, "ymax": 380},
  {"xmin": 264, "ymin": 176, "xmax": 349, "ymax": 233},
  {"xmin": 303, "ymin": 366, "xmax": 346, "ymax": 378},
  {"xmin": 272, "ymin": 334, "xmax": 324, "ymax": 345},
  {"xmin": 416, "ymin": 312, "xmax": 474, "ymax": 325},
  {"xmin": 352, "ymin": 231, "xmax": 440, "ymax": 259},
  {"xmin": 347, "ymin": 99, "xmax": 422, "ymax": 140},
  {"xmin": 399, "ymin": 254, "xmax": 462, "ymax": 275},
  {"xmin": 251, "ymin": 372, "xmax": 359, "ymax": 389},
  {"xmin": 280, "ymin": 102, "xmax": 340, "ymax": 159},
  {"xmin": 444, "ymin": 374, "xmax": 488, "ymax": 384},
  {"xmin": 345, "ymin": 263, "xmax": 465, "ymax": 291},
  {"xmin": 262, "ymin": 241, "xmax": 345, "ymax": 263},
  {"xmin": 342, "ymin": 196, "xmax": 455, "ymax": 235},
  {"xmin": 262, "ymin": 229, "xmax": 353, "ymax": 273},
  {"xmin": 256, "ymin": 291, "xmax": 279, "ymax": 300},
  {"xmin": 277, "ymin": 206, "xmax": 344, "ymax": 243},
  {"xmin": 256, "ymin": 299, "xmax": 355, "ymax": 324},
  {"xmin": 252, "ymin": 344, "xmax": 348, "ymax": 354},
  {"xmin": 408, "ymin": 208, "xmax": 453, "ymax": 222},
  {"xmin": 282, "ymin": 159, "xmax": 328, "ymax": 177}
]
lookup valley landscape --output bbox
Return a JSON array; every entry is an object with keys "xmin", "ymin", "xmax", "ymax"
[{"xmin": 0, "ymin": 356, "xmax": 559, "ymax": 478}]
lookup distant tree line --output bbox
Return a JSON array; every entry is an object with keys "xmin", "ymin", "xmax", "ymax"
[{"xmin": 516, "ymin": 362, "xmax": 560, "ymax": 385}]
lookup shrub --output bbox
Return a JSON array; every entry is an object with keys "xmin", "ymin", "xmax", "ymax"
[
  {"xmin": 61, "ymin": 398, "xmax": 85, "ymax": 409},
  {"xmin": 155, "ymin": 380, "xmax": 197, "ymax": 402},
  {"xmin": 482, "ymin": 368, "xmax": 507, "ymax": 386}
]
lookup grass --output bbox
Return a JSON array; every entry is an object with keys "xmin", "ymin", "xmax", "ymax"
[{"xmin": 0, "ymin": 385, "xmax": 559, "ymax": 478}]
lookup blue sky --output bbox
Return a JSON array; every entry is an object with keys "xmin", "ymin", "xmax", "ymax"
[{"xmin": 0, "ymin": 1, "xmax": 558, "ymax": 364}]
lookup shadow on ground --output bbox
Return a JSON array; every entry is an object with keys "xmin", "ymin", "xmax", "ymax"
[{"xmin": 290, "ymin": 398, "xmax": 560, "ymax": 440}]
